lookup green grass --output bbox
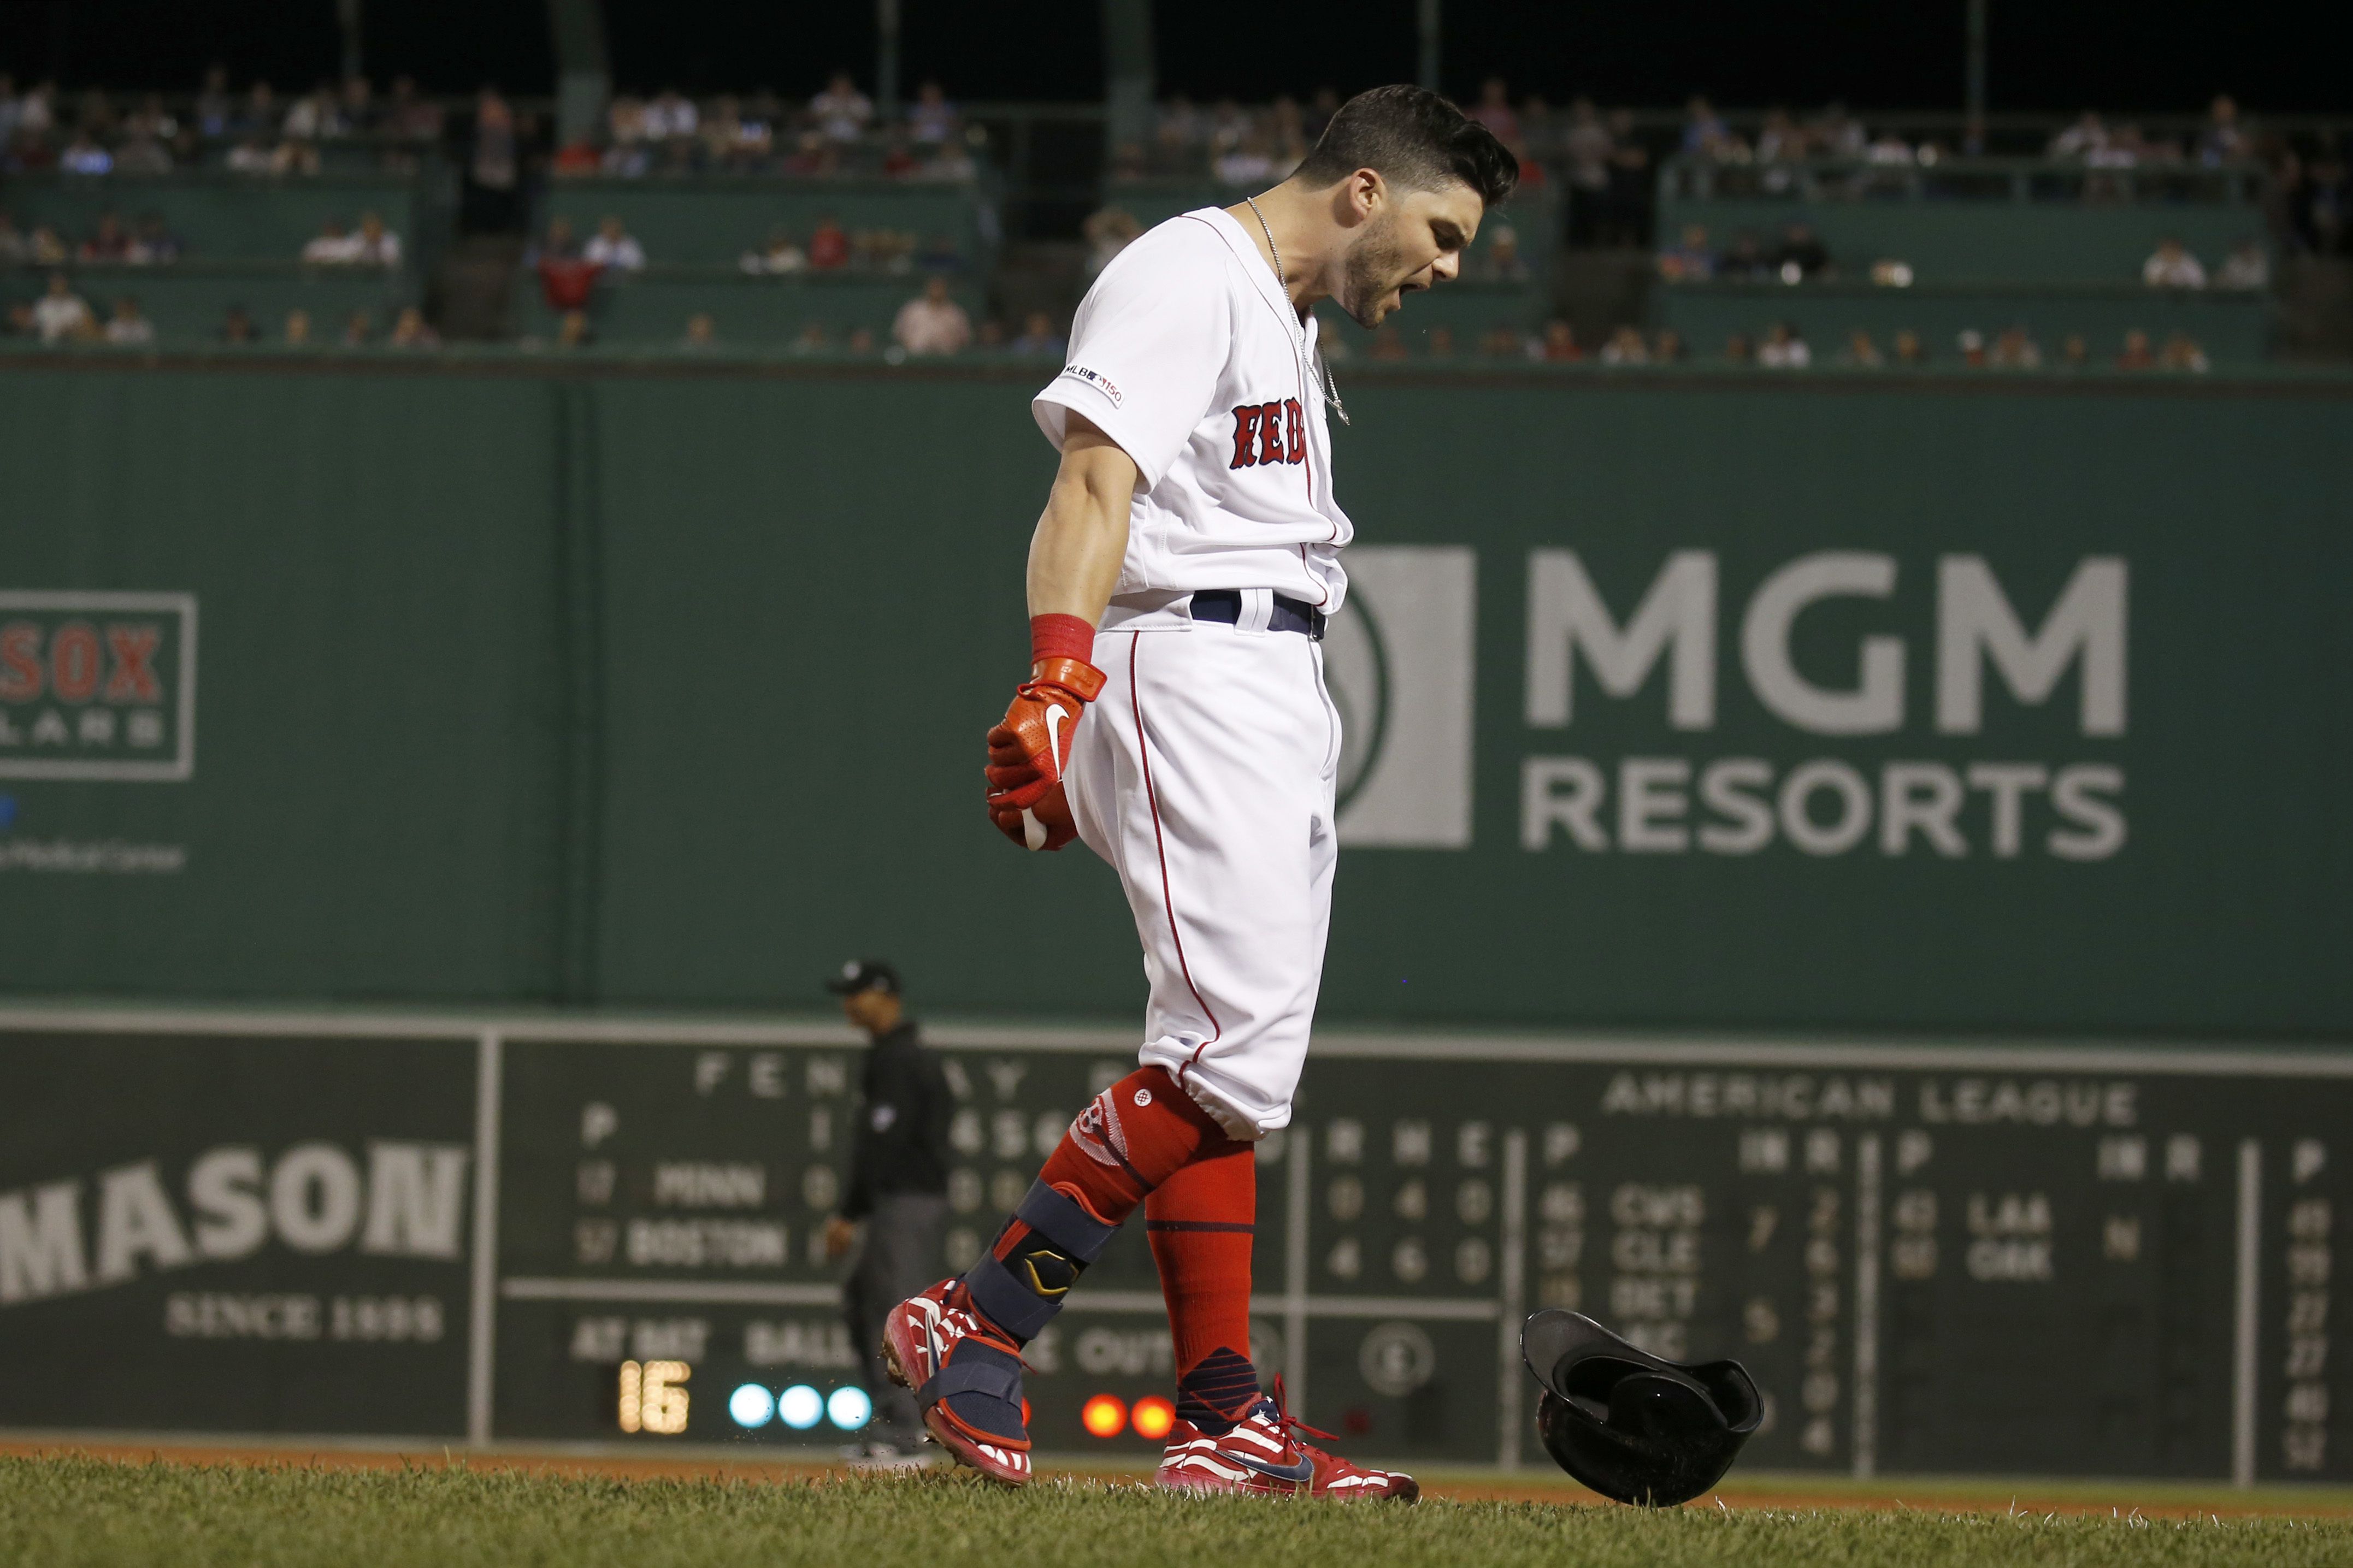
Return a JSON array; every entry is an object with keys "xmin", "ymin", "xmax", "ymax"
[{"xmin": 4, "ymin": 1454, "xmax": 2351, "ymax": 1568}]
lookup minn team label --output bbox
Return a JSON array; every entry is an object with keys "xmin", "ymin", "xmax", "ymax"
[{"xmin": 0, "ymin": 592, "xmax": 197, "ymax": 781}]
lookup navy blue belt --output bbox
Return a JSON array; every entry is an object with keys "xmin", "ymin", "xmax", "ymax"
[{"xmin": 1189, "ymin": 590, "xmax": 1328, "ymax": 641}]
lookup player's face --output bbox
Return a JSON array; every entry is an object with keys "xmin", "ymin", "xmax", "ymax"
[{"xmin": 1338, "ymin": 182, "xmax": 1484, "ymax": 328}]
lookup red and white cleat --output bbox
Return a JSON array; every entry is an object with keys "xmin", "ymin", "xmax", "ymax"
[
  {"xmin": 1155, "ymin": 1388, "xmax": 1418, "ymax": 1503},
  {"xmin": 880, "ymin": 1278, "xmax": 1033, "ymax": 1487}
]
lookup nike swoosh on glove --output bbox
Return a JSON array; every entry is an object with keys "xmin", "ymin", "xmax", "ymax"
[{"xmin": 986, "ymin": 655, "xmax": 1105, "ymax": 851}]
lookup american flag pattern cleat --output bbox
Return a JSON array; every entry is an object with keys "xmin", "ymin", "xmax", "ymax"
[
  {"xmin": 1155, "ymin": 1387, "xmax": 1418, "ymax": 1503},
  {"xmin": 880, "ymin": 1278, "xmax": 1034, "ymax": 1487}
]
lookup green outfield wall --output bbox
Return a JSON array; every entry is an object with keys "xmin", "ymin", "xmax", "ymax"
[{"xmin": 1, "ymin": 358, "xmax": 2348, "ymax": 1037}]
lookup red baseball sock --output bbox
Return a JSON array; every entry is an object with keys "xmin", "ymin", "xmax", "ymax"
[
  {"xmin": 1148, "ymin": 1140, "xmax": 1260, "ymax": 1433},
  {"xmin": 962, "ymin": 1067, "xmax": 1229, "ymax": 1342}
]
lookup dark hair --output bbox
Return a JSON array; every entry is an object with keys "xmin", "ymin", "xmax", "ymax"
[{"xmin": 1293, "ymin": 84, "xmax": 1518, "ymax": 210}]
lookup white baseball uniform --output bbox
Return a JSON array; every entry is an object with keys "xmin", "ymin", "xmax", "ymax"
[{"xmin": 1033, "ymin": 208, "xmax": 1354, "ymax": 1140}]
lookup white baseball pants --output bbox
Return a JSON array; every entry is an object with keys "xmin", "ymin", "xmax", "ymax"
[{"xmin": 1064, "ymin": 612, "xmax": 1341, "ymax": 1139}]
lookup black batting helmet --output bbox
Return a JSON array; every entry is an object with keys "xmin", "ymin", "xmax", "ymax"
[{"xmin": 1522, "ymin": 1310, "xmax": 1761, "ymax": 1506}]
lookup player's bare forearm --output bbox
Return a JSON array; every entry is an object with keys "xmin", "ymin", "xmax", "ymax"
[{"xmin": 1026, "ymin": 416, "xmax": 1136, "ymax": 626}]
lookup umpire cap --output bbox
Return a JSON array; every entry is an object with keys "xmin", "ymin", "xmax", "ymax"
[
  {"xmin": 1521, "ymin": 1309, "xmax": 1760, "ymax": 1506},
  {"xmin": 824, "ymin": 957, "xmax": 901, "ymax": 996}
]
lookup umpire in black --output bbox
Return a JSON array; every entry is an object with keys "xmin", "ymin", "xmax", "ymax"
[{"xmin": 821, "ymin": 958, "xmax": 954, "ymax": 1461}]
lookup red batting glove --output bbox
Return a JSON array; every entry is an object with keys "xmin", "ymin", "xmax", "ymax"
[{"xmin": 986, "ymin": 618, "xmax": 1105, "ymax": 852}]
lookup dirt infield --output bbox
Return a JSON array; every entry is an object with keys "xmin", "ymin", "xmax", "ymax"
[{"xmin": 7, "ymin": 1435, "xmax": 2351, "ymax": 1520}]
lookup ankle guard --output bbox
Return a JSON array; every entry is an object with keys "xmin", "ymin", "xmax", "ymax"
[{"xmin": 964, "ymin": 1180, "xmax": 1120, "ymax": 1342}]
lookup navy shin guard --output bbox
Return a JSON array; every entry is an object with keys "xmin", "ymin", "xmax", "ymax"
[{"xmin": 963, "ymin": 1180, "xmax": 1121, "ymax": 1343}]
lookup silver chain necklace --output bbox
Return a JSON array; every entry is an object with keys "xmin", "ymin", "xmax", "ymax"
[{"xmin": 1243, "ymin": 194, "xmax": 1349, "ymax": 427}]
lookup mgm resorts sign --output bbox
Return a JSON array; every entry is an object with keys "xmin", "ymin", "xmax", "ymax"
[{"xmin": 1327, "ymin": 549, "xmax": 2124, "ymax": 862}]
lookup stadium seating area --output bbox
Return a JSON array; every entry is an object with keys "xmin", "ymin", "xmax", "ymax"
[{"xmin": 0, "ymin": 72, "xmax": 2333, "ymax": 368}]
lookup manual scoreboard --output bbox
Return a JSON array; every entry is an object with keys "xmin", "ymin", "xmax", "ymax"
[{"xmin": 0, "ymin": 1008, "xmax": 2345, "ymax": 1482}]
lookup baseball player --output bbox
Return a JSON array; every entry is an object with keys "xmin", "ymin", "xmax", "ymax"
[{"xmin": 884, "ymin": 85, "xmax": 1516, "ymax": 1498}]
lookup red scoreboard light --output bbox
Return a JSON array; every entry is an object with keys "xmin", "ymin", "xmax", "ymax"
[
  {"xmin": 1080, "ymin": 1394, "xmax": 1128, "ymax": 1439},
  {"xmin": 1130, "ymin": 1395, "xmax": 1176, "ymax": 1441}
]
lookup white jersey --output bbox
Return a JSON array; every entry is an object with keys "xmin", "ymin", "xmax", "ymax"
[{"xmin": 1032, "ymin": 208, "xmax": 1354, "ymax": 623}]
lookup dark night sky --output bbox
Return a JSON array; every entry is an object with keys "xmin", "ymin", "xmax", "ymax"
[{"xmin": 1, "ymin": 1, "xmax": 2345, "ymax": 115}]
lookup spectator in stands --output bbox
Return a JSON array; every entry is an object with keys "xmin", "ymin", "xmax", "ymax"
[
  {"xmin": 1721, "ymin": 333, "xmax": 1754, "ymax": 364},
  {"xmin": 1719, "ymin": 230, "xmax": 1770, "ymax": 281},
  {"xmin": 225, "ymin": 135, "xmax": 274, "ymax": 174},
  {"xmin": 282, "ymin": 307, "xmax": 312, "ymax": 346},
  {"xmin": 557, "ymin": 309, "xmax": 592, "ymax": 348},
  {"xmin": 1369, "ymin": 324, "xmax": 1407, "ymax": 360},
  {"xmin": 2216, "ymin": 239, "xmax": 2269, "ymax": 289},
  {"xmin": 2160, "ymin": 331, "xmax": 2210, "ymax": 372},
  {"xmin": 388, "ymin": 306, "xmax": 439, "ymax": 349},
  {"xmin": 792, "ymin": 321, "xmax": 833, "ymax": 355},
  {"xmin": 340, "ymin": 75, "xmax": 376, "ymax": 134},
  {"xmin": 0, "ymin": 75, "xmax": 20, "ymax": 144},
  {"xmin": 808, "ymin": 217, "xmax": 851, "ymax": 271},
  {"xmin": 1758, "ymin": 322, "xmax": 1811, "ymax": 368},
  {"xmin": 552, "ymin": 137, "xmax": 600, "ymax": 177},
  {"xmin": 643, "ymin": 88, "xmax": 697, "ymax": 142},
  {"xmin": 79, "ymin": 214, "xmax": 132, "ymax": 263},
  {"xmin": 908, "ymin": 80, "xmax": 957, "ymax": 145},
  {"xmin": 1838, "ymin": 329, "xmax": 1884, "ymax": 366},
  {"xmin": 351, "ymin": 211, "xmax": 402, "ymax": 267},
  {"xmin": 128, "ymin": 215, "xmax": 181, "ymax": 264},
  {"xmin": 1426, "ymin": 325, "xmax": 1457, "ymax": 358},
  {"xmin": 2048, "ymin": 111, "xmax": 2107, "ymax": 160},
  {"xmin": 27, "ymin": 224, "xmax": 67, "ymax": 265},
  {"xmin": 846, "ymin": 326, "xmax": 878, "ymax": 356},
  {"xmin": 917, "ymin": 232, "xmax": 964, "ymax": 274},
  {"xmin": 302, "ymin": 218, "xmax": 359, "ymax": 263},
  {"xmin": 2115, "ymin": 329, "xmax": 2155, "ymax": 370},
  {"xmin": 115, "ymin": 125, "xmax": 172, "ymax": 175},
  {"xmin": 103, "ymin": 296, "xmax": 154, "ymax": 346},
  {"xmin": 585, "ymin": 215, "xmax": 646, "ymax": 271},
  {"xmin": 2142, "ymin": 238, "xmax": 2207, "ymax": 288},
  {"xmin": 1772, "ymin": 223, "xmax": 1831, "ymax": 280},
  {"xmin": 812, "ymin": 72, "xmax": 874, "ymax": 143},
  {"xmin": 32, "ymin": 273, "xmax": 93, "ymax": 342},
  {"xmin": 1990, "ymin": 326, "xmax": 2043, "ymax": 369},
  {"xmin": 192, "ymin": 66, "xmax": 232, "ymax": 137},
  {"xmin": 1682, "ymin": 96, "xmax": 1730, "ymax": 156},
  {"xmin": 0, "ymin": 210, "xmax": 22, "ymax": 263},
  {"xmin": 742, "ymin": 226, "xmax": 808, "ymax": 274},
  {"xmin": 1651, "ymin": 328, "xmax": 1685, "ymax": 362},
  {"xmin": 1561, "ymin": 99, "xmax": 1614, "ymax": 246},
  {"xmin": 682, "ymin": 312, "xmax": 718, "ymax": 351},
  {"xmin": 385, "ymin": 78, "xmax": 443, "ymax": 141},
  {"xmin": 1478, "ymin": 327, "xmax": 1524, "ymax": 358},
  {"xmin": 282, "ymin": 84, "xmax": 343, "ymax": 141},
  {"xmin": 1083, "ymin": 206, "xmax": 1141, "ymax": 277},
  {"xmin": 1478, "ymin": 225, "xmax": 1530, "ymax": 282},
  {"xmin": 58, "ymin": 129, "xmax": 112, "ymax": 176},
  {"xmin": 1471, "ymin": 79, "xmax": 1519, "ymax": 144},
  {"xmin": 893, "ymin": 276, "xmax": 971, "ymax": 356},
  {"xmin": 1010, "ymin": 311, "xmax": 1065, "ymax": 357},
  {"xmin": 343, "ymin": 311, "xmax": 373, "ymax": 346},
  {"xmin": 535, "ymin": 225, "xmax": 601, "ymax": 313},
  {"xmin": 465, "ymin": 89, "xmax": 523, "ymax": 233},
  {"xmin": 2200, "ymin": 96, "xmax": 2248, "ymax": 166},
  {"xmin": 219, "ymin": 305, "xmax": 255, "ymax": 344},
  {"xmin": 1956, "ymin": 329, "xmax": 1988, "ymax": 368},
  {"xmin": 1215, "ymin": 133, "xmax": 1277, "ymax": 187},
  {"xmin": 2059, "ymin": 333, "xmax": 2090, "ymax": 369},
  {"xmin": 1537, "ymin": 320, "xmax": 1581, "ymax": 362},
  {"xmin": 1891, "ymin": 329, "xmax": 1927, "ymax": 365},
  {"xmin": 1656, "ymin": 225, "xmax": 1715, "ymax": 282},
  {"xmin": 1600, "ymin": 326, "xmax": 1650, "ymax": 365}
]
